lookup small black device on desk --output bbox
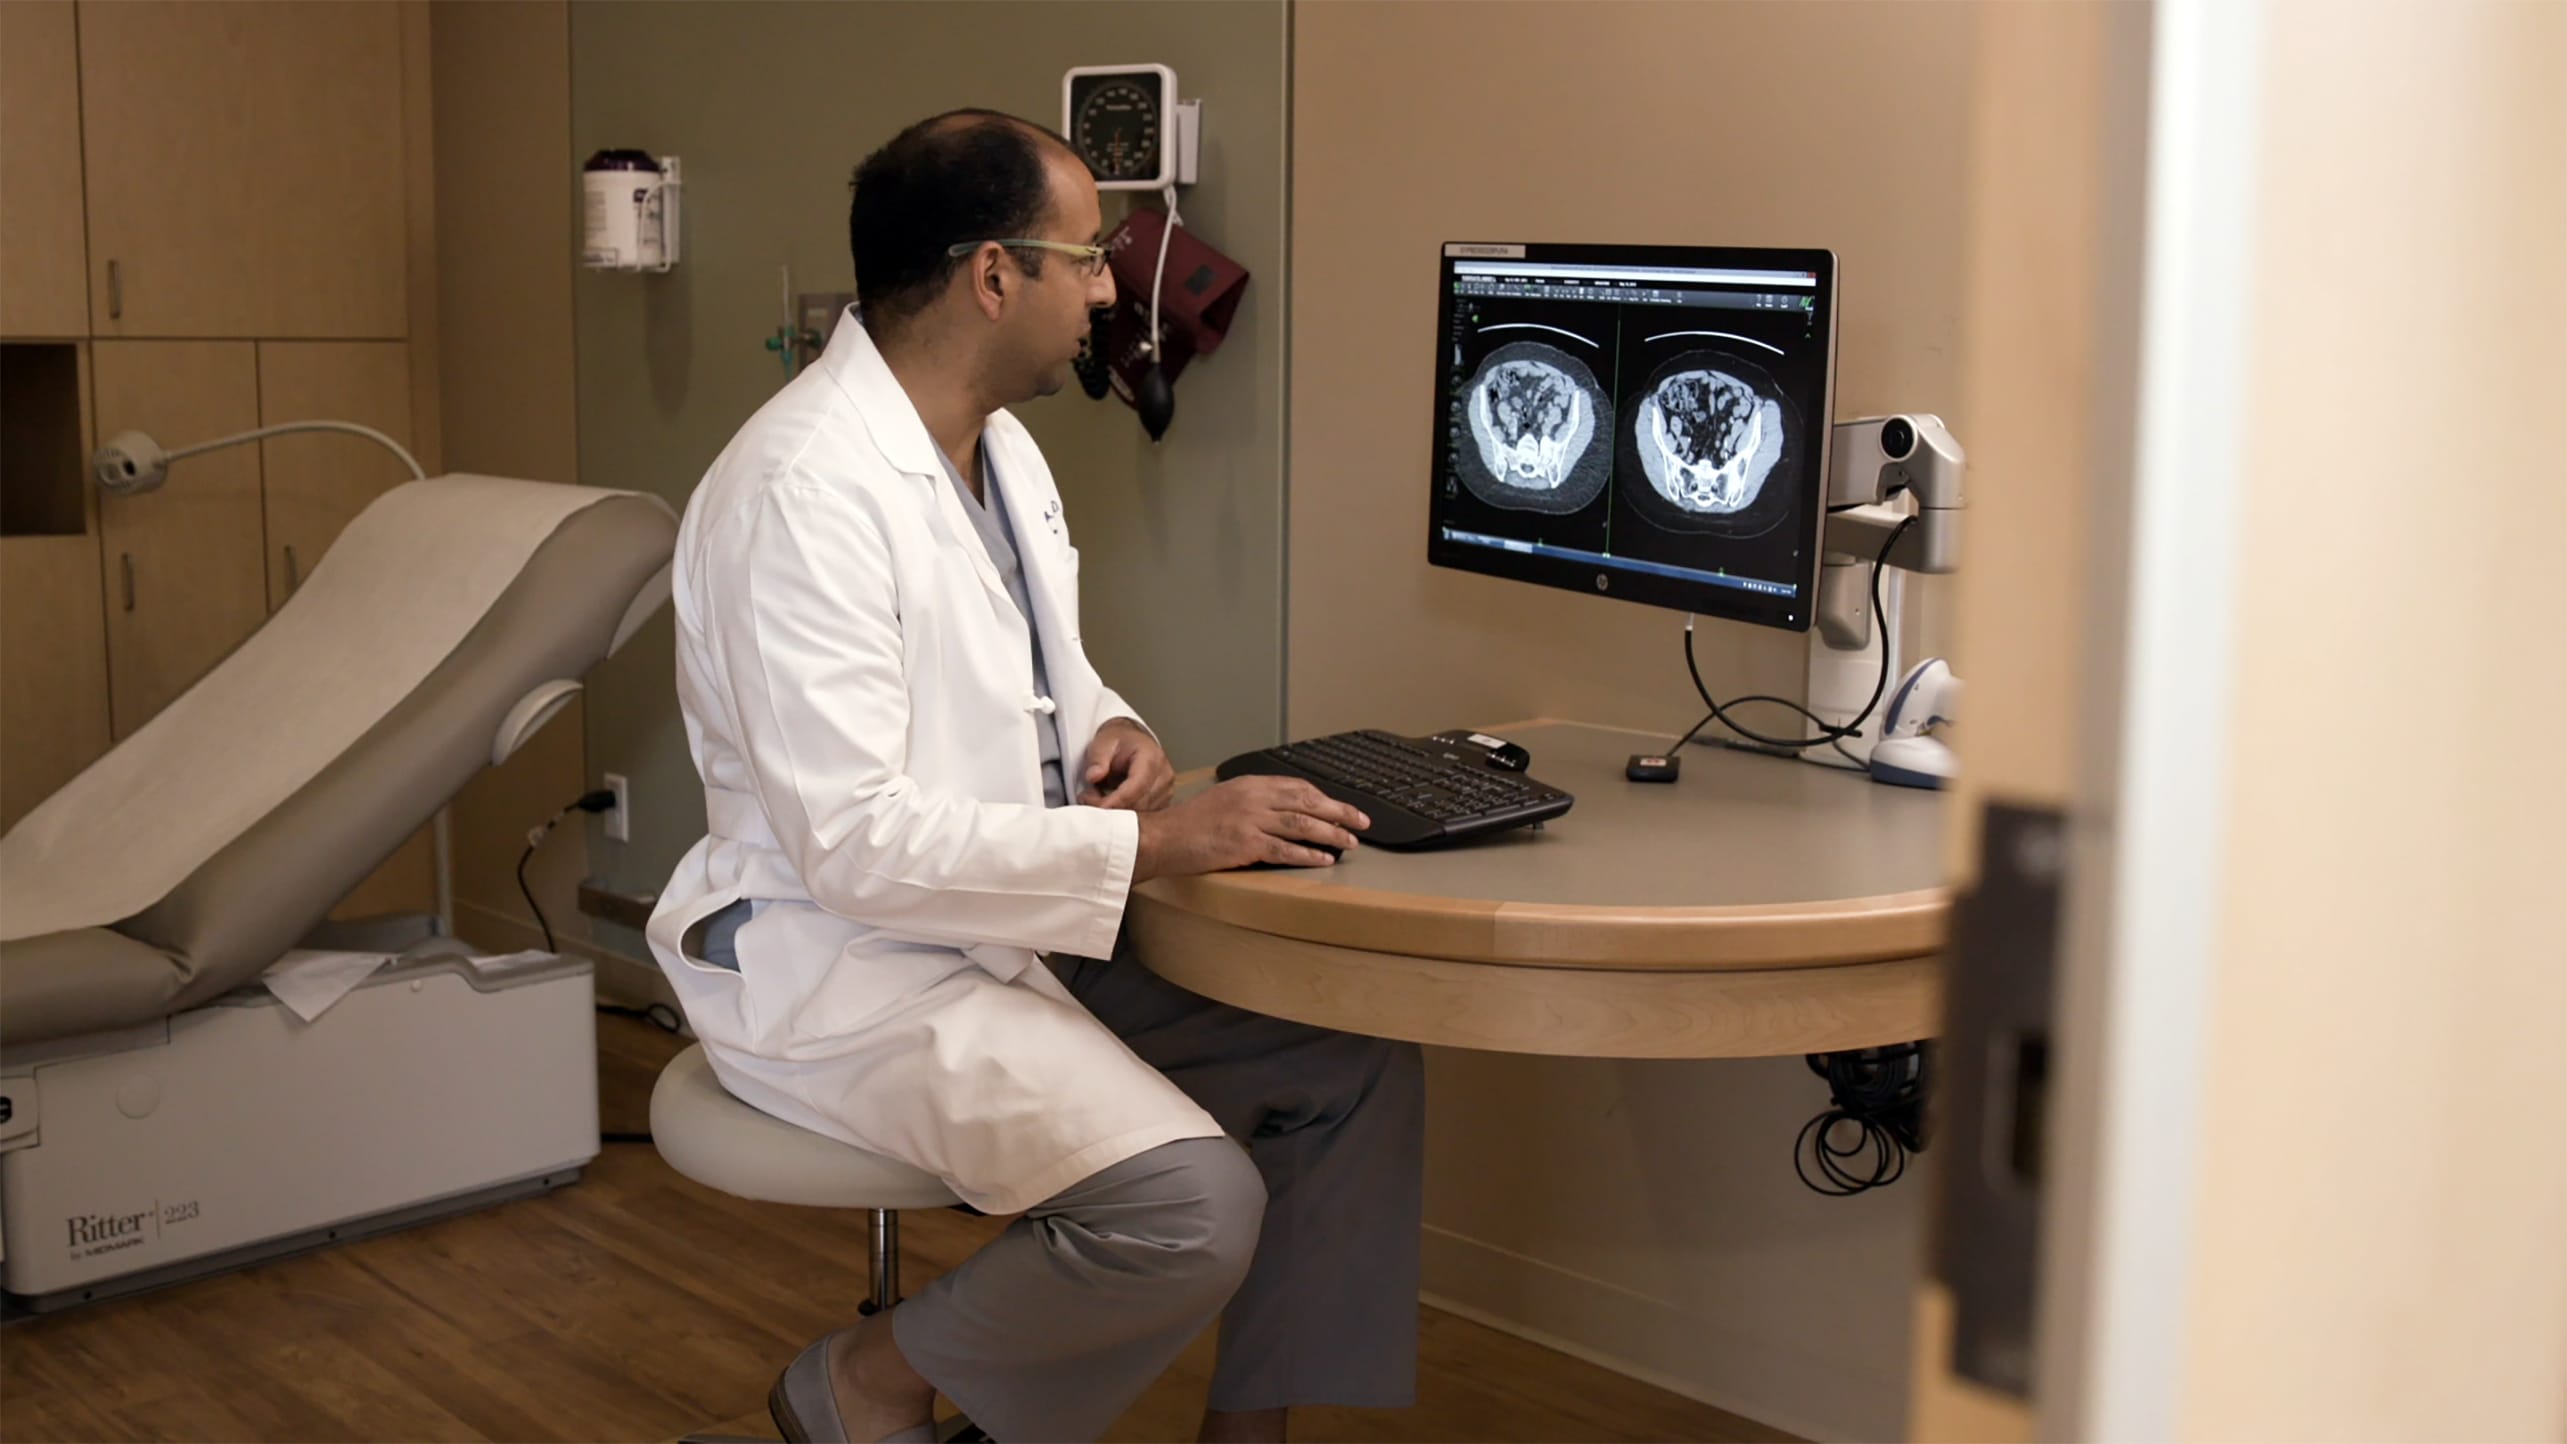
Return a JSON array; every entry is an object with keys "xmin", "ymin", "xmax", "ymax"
[{"xmin": 1215, "ymin": 729, "xmax": 1573, "ymax": 849}]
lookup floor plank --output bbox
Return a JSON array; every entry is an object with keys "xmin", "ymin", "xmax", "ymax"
[{"xmin": 0, "ymin": 1016, "xmax": 1793, "ymax": 1443}]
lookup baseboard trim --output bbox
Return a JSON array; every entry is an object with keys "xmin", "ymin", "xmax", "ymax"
[{"xmin": 1420, "ymin": 1226, "xmax": 1897, "ymax": 1443}]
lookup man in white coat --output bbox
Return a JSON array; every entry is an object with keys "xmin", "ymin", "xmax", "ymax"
[{"xmin": 647, "ymin": 110, "xmax": 1422, "ymax": 1444}]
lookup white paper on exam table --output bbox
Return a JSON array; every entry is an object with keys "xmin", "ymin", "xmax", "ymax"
[
  {"xmin": 261, "ymin": 946, "xmax": 568, "ymax": 1022},
  {"xmin": 261, "ymin": 949, "xmax": 396, "ymax": 1022}
]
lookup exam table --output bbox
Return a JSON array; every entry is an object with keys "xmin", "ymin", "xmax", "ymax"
[{"xmin": 0, "ymin": 476, "xmax": 675, "ymax": 1311}]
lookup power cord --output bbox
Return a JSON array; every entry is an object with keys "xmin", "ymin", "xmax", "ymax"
[
  {"xmin": 517, "ymin": 788, "xmax": 686, "ymax": 1147},
  {"xmin": 597, "ymin": 1000, "xmax": 684, "ymax": 1032},
  {"xmin": 1795, "ymin": 1044, "xmax": 1932, "ymax": 1196},
  {"xmin": 517, "ymin": 788, "xmax": 618, "ymax": 952},
  {"xmin": 514, "ymin": 788, "xmax": 685, "ymax": 1035},
  {"xmin": 1669, "ymin": 514, "xmax": 1915, "ymax": 754}
]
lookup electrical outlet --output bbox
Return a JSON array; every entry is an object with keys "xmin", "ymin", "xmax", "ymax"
[{"xmin": 603, "ymin": 773, "xmax": 631, "ymax": 842}]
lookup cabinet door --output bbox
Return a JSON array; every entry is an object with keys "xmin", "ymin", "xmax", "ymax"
[
  {"xmin": 0, "ymin": 0, "xmax": 88, "ymax": 337},
  {"xmin": 93, "ymin": 342, "xmax": 266, "ymax": 738},
  {"xmin": 0, "ymin": 344, "xmax": 111, "ymax": 832},
  {"xmin": 257, "ymin": 343, "xmax": 414, "ymax": 611},
  {"xmin": 80, "ymin": 1, "xmax": 407, "ymax": 338}
]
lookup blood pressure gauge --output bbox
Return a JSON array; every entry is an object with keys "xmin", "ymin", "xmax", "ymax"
[{"xmin": 1064, "ymin": 64, "xmax": 1181, "ymax": 191}]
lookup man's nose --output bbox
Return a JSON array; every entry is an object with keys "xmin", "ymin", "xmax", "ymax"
[{"xmin": 1091, "ymin": 266, "xmax": 1118, "ymax": 309}]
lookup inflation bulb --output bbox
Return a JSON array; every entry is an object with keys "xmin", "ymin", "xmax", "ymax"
[{"xmin": 1136, "ymin": 362, "xmax": 1175, "ymax": 441}]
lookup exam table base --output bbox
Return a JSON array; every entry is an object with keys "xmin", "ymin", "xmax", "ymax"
[
  {"xmin": 0, "ymin": 954, "xmax": 601, "ymax": 1313},
  {"xmin": 0, "ymin": 1166, "xmax": 581, "ymax": 1320}
]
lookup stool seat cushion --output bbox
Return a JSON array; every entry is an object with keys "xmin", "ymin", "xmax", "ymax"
[{"xmin": 649, "ymin": 1043, "xmax": 962, "ymax": 1210}]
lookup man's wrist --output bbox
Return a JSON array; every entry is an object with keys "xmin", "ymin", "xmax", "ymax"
[{"xmin": 1132, "ymin": 809, "xmax": 1165, "ymax": 884}]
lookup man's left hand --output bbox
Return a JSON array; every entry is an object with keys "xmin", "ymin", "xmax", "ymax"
[{"xmin": 1082, "ymin": 718, "xmax": 1175, "ymax": 811}]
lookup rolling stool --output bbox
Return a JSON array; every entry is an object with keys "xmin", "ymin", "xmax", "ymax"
[{"xmin": 650, "ymin": 1043, "xmax": 986, "ymax": 1442}]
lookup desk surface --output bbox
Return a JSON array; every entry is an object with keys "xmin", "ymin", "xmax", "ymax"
[
  {"xmin": 1129, "ymin": 721, "xmax": 1953, "ymax": 1057},
  {"xmin": 1140, "ymin": 720, "xmax": 1950, "ymax": 971}
]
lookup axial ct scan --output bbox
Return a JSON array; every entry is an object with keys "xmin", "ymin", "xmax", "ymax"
[
  {"xmin": 1457, "ymin": 340, "xmax": 1612, "ymax": 515},
  {"xmin": 1636, "ymin": 366, "xmax": 1783, "ymax": 513},
  {"xmin": 1618, "ymin": 349, "xmax": 1803, "ymax": 540}
]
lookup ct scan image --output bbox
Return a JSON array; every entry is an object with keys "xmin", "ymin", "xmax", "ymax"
[
  {"xmin": 1456, "ymin": 338, "xmax": 1613, "ymax": 515},
  {"xmin": 1619, "ymin": 349, "xmax": 1803, "ymax": 539}
]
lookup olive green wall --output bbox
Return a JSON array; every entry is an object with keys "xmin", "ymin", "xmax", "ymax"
[{"xmin": 568, "ymin": 1, "xmax": 1290, "ymax": 921}]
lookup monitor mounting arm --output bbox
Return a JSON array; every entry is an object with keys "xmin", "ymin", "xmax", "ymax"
[{"xmin": 1803, "ymin": 415, "xmax": 1966, "ymax": 761}]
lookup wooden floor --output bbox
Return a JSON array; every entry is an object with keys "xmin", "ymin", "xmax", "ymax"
[{"xmin": 0, "ymin": 1016, "xmax": 1791, "ymax": 1444}]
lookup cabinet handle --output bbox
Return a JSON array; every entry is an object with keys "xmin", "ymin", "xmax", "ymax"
[
  {"xmin": 121, "ymin": 553, "xmax": 136, "ymax": 612},
  {"xmin": 107, "ymin": 259, "xmax": 122, "ymax": 320},
  {"xmin": 283, "ymin": 544, "xmax": 300, "ymax": 595}
]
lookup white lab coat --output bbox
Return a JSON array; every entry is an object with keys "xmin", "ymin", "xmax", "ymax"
[{"xmin": 646, "ymin": 314, "xmax": 1221, "ymax": 1216}]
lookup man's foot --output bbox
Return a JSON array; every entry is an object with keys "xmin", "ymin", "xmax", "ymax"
[
  {"xmin": 832, "ymin": 1309, "xmax": 939, "ymax": 1442},
  {"xmin": 770, "ymin": 1311, "xmax": 937, "ymax": 1443}
]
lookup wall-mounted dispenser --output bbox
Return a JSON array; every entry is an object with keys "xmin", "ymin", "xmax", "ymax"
[{"xmin": 582, "ymin": 151, "xmax": 681, "ymax": 272}]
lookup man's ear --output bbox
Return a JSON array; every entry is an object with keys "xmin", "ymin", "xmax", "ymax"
[{"xmin": 974, "ymin": 253, "xmax": 1007, "ymax": 318}]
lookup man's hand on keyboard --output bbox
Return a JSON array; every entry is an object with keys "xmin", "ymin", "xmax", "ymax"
[{"xmin": 1133, "ymin": 777, "xmax": 1371, "ymax": 879}]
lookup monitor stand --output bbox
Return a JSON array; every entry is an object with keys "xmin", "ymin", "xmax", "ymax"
[{"xmin": 1803, "ymin": 556, "xmax": 1906, "ymax": 767}]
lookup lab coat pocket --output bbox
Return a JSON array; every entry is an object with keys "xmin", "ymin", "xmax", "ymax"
[
  {"xmin": 650, "ymin": 887, "xmax": 765, "ymax": 1047},
  {"xmin": 658, "ymin": 886, "xmax": 750, "ymax": 980}
]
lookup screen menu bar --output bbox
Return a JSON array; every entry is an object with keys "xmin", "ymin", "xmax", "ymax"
[
  {"xmin": 1451, "ymin": 261, "xmax": 1817, "ymax": 286},
  {"xmin": 1452, "ymin": 276, "xmax": 1815, "ymax": 311}
]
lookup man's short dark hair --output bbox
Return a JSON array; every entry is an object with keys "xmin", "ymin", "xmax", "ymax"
[{"xmin": 849, "ymin": 110, "xmax": 1085, "ymax": 334}]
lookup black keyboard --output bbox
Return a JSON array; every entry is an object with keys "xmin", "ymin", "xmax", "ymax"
[{"xmin": 1215, "ymin": 729, "xmax": 1574, "ymax": 849}]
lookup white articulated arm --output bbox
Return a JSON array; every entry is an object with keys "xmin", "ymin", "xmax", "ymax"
[{"xmin": 1824, "ymin": 414, "xmax": 1966, "ymax": 574}]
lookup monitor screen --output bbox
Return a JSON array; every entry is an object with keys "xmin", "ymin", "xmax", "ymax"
[{"xmin": 1425, "ymin": 242, "xmax": 1838, "ymax": 631}]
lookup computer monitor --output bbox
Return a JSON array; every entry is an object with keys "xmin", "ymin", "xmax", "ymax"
[{"xmin": 1425, "ymin": 242, "xmax": 1838, "ymax": 631}]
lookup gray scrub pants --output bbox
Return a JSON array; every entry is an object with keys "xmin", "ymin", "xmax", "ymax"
[
  {"xmin": 702, "ymin": 912, "xmax": 1425, "ymax": 1442},
  {"xmin": 899, "ymin": 939, "xmax": 1424, "ymax": 1442}
]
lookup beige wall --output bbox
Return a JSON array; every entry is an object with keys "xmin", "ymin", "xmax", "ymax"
[
  {"xmin": 2177, "ymin": 3, "xmax": 2566, "ymax": 1435},
  {"xmin": 1291, "ymin": 5, "xmax": 1987, "ymax": 1436},
  {"xmin": 1289, "ymin": 1, "xmax": 1976, "ymax": 746},
  {"xmin": 567, "ymin": 1, "xmax": 1292, "ymax": 935},
  {"xmin": 430, "ymin": 0, "xmax": 595, "ymax": 961}
]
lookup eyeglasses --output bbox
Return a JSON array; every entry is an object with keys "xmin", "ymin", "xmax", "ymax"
[{"xmin": 946, "ymin": 238, "xmax": 1110, "ymax": 278}]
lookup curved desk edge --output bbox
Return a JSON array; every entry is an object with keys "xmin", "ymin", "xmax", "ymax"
[
  {"xmin": 1134, "ymin": 873, "xmax": 1949, "ymax": 971},
  {"xmin": 1130, "ymin": 894, "xmax": 1944, "ymax": 1059}
]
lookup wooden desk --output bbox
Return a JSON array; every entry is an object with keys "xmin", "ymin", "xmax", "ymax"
[{"xmin": 1130, "ymin": 720, "xmax": 1951, "ymax": 1058}]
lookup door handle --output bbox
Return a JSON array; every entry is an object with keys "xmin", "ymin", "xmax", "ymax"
[
  {"xmin": 121, "ymin": 553, "xmax": 135, "ymax": 612},
  {"xmin": 107, "ymin": 259, "xmax": 122, "ymax": 320},
  {"xmin": 283, "ymin": 544, "xmax": 299, "ymax": 595},
  {"xmin": 1929, "ymin": 801, "xmax": 2067, "ymax": 1399}
]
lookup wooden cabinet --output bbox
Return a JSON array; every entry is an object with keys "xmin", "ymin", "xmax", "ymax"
[
  {"xmin": 6, "ymin": 2, "xmax": 446, "ymax": 926},
  {"xmin": 79, "ymin": 1, "xmax": 409, "ymax": 339},
  {"xmin": 257, "ymin": 343, "xmax": 415, "ymax": 611},
  {"xmin": 0, "ymin": 344, "xmax": 111, "ymax": 832},
  {"xmin": 0, "ymin": 1, "xmax": 88, "ymax": 337},
  {"xmin": 92, "ymin": 342, "xmax": 267, "ymax": 738}
]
